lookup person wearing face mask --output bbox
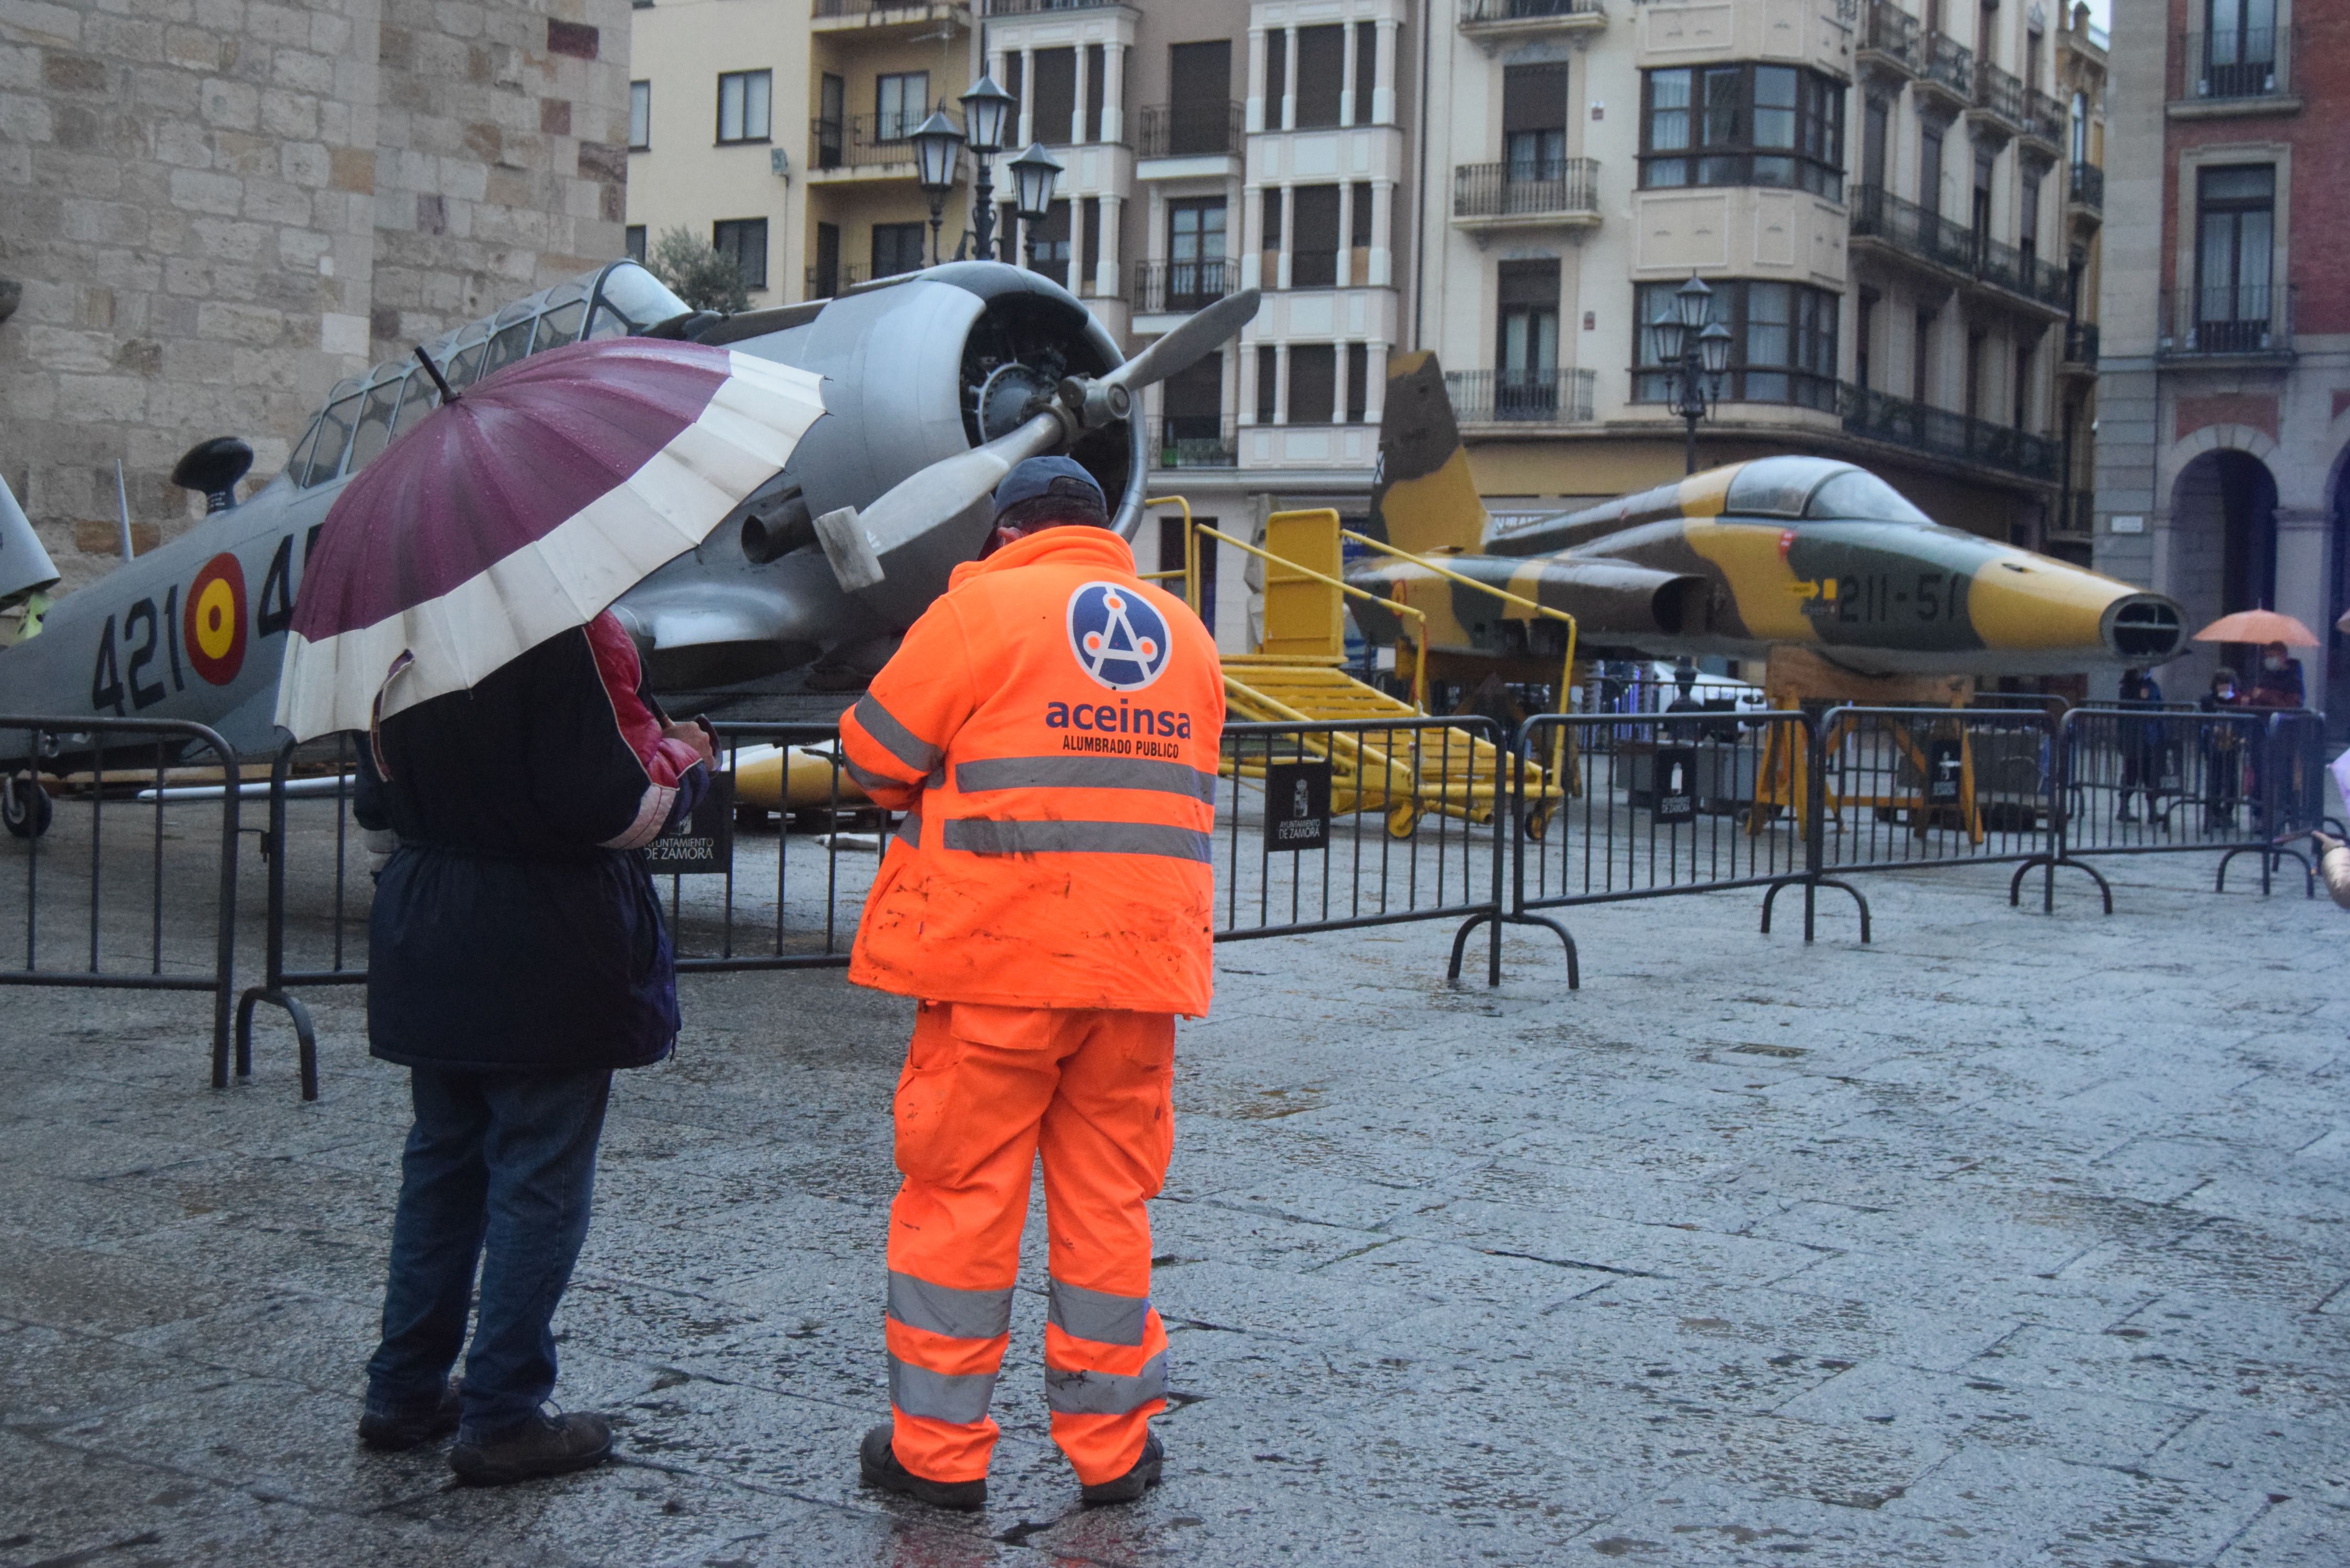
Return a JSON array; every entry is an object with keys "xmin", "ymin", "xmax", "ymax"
[
  {"xmin": 2197, "ymin": 668, "xmax": 2247, "ymax": 831},
  {"xmin": 2248, "ymin": 641, "xmax": 2306, "ymax": 709}
]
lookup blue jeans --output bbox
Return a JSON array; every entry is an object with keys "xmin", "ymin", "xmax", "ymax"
[{"xmin": 363, "ymin": 1066, "xmax": 613, "ymax": 1442}]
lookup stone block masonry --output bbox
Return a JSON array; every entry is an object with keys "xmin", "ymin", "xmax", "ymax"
[{"xmin": 0, "ymin": 0, "xmax": 632, "ymax": 596}]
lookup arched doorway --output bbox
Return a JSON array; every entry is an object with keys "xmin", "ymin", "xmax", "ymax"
[{"xmin": 2170, "ymin": 449, "xmax": 2278, "ymax": 693}]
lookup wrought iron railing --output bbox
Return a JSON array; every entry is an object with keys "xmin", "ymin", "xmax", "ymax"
[
  {"xmin": 2177, "ymin": 26, "xmax": 2289, "ymax": 101},
  {"xmin": 1849, "ymin": 184, "xmax": 2070, "ymax": 310},
  {"xmin": 2158, "ymin": 285, "xmax": 2295, "ymax": 359},
  {"xmin": 1133, "ymin": 258, "xmax": 1240, "ymax": 313},
  {"xmin": 1858, "ymin": 0, "xmax": 1920, "ymax": 71},
  {"xmin": 2063, "ymin": 320, "xmax": 2099, "ymax": 367},
  {"xmin": 2068, "ymin": 160, "xmax": 2103, "ymax": 211},
  {"xmin": 1973, "ymin": 59, "xmax": 2022, "ymax": 125},
  {"xmin": 2023, "ymin": 87, "xmax": 2066, "ymax": 145},
  {"xmin": 1840, "ymin": 383, "xmax": 2059, "ymax": 481},
  {"xmin": 810, "ymin": 113, "xmax": 935, "ymax": 171},
  {"xmin": 1925, "ymin": 30, "xmax": 1974, "ymax": 97},
  {"xmin": 1459, "ymin": 0, "xmax": 1604, "ymax": 21},
  {"xmin": 1148, "ymin": 416, "xmax": 1239, "ymax": 468},
  {"xmin": 1445, "ymin": 367, "xmax": 1597, "ymax": 425},
  {"xmin": 813, "ymin": 0, "xmax": 967, "ymax": 15},
  {"xmin": 1138, "ymin": 100, "xmax": 1245, "ymax": 158},
  {"xmin": 984, "ymin": 0, "xmax": 1117, "ymax": 13},
  {"xmin": 1453, "ymin": 157, "xmax": 1600, "ymax": 220}
]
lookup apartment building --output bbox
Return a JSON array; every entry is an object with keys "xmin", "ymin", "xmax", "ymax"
[
  {"xmin": 2094, "ymin": 0, "xmax": 2349, "ymax": 720},
  {"xmin": 1418, "ymin": 0, "xmax": 2091, "ymax": 550}
]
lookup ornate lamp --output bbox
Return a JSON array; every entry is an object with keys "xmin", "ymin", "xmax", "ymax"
[{"xmin": 911, "ymin": 108, "xmax": 965, "ymax": 266}]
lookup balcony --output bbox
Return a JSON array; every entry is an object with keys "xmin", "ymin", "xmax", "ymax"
[
  {"xmin": 2022, "ymin": 87, "xmax": 2066, "ymax": 149},
  {"xmin": 1134, "ymin": 258, "xmax": 1239, "ymax": 315},
  {"xmin": 1849, "ymin": 184, "xmax": 2070, "ymax": 314},
  {"xmin": 1840, "ymin": 383, "xmax": 2059, "ymax": 483},
  {"xmin": 809, "ymin": 114, "xmax": 934, "ymax": 176},
  {"xmin": 1445, "ymin": 367, "xmax": 1597, "ymax": 425},
  {"xmin": 810, "ymin": 0, "xmax": 969, "ymax": 30},
  {"xmin": 2067, "ymin": 160, "xmax": 2102, "ymax": 215},
  {"xmin": 1919, "ymin": 30, "xmax": 1974, "ymax": 109},
  {"xmin": 1148, "ymin": 416, "xmax": 1238, "ymax": 469},
  {"xmin": 1458, "ymin": 0, "xmax": 1605, "ymax": 48},
  {"xmin": 2061, "ymin": 319, "xmax": 2099, "ymax": 372},
  {"xmin": 1856, "ymin": 0, "xmax": 1921, "ymax": 79},
  {"xmin": 2158, "ymin": 285, "xmax": 2295, "ymax": 363},
  {"xmin": 983, "ymin": 0, "xmax": 1120, "ymax": 13},
  {"xmin": 1968, "ymin": 58, "xmax": 2023, "ymax": 139},
  {"xmin": 1137, "ymin": 101, "xmax": 1243, "ymax": 161},
  {"xmin": 1452, "ymin": 157, "xmax": 1600, "ymax": 233},
  {"xmin": 2171, "ymin": 27, "xmax": 2297, "ymax": 113}
]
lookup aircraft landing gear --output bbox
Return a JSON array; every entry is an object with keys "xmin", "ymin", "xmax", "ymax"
[{"xmin": 3, "ymin": 772, "xmax": 53, "ymax": 839}]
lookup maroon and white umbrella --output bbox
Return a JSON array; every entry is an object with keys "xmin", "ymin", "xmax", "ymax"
[{"xmin": 275, "ymin": 338, "xmax": 824, "ymax": 741}]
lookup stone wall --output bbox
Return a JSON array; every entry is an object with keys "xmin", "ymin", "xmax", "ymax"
[{"xmin": 0, "ymin": 0, "xmax": 630, "ymax": 597}]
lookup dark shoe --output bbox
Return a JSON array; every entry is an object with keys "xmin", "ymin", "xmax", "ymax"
[
  {"xmin": 358, "ymin": 1378, "xmax": 462, "ymax": 1452},
  {"xmin": 1080, "ymin": 1429, "xmax": 1164, "ymax": 1507},
  {"xmin": 449, "ymin": 1409, "xmax": 614, "ymax": 1486},
  {"xmin": 858, "ymin": 1423, "xmax": 986, "ymax": 1512}
]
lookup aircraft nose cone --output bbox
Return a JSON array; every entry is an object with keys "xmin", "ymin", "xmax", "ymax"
[{"xmin": 2103, "ymin": 593, "xmax": 2186, "ymax": 661}]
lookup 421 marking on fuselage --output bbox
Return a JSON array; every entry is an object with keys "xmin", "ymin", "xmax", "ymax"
[{"xmin": 85, "ymin": 524, "xmax": 321, "ymax": 718}]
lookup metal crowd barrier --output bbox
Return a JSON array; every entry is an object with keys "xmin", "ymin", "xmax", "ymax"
[{"xmin": 0, "ymin": 716, "xmax": 241, "ymax": 1085}]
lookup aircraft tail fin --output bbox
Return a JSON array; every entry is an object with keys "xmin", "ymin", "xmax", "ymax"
[{"xmin": 1367, "ymin": 351, "xmax": 1490, "ymax": 558}]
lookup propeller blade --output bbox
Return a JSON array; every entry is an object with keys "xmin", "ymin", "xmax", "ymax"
[
  {"xmin": 1102, "ymin": 288, "xmax": 1261, "ymax": 395},
  {"xmin": 817, "ymin": 408, "xmax": 1065, "ymax": 590}
]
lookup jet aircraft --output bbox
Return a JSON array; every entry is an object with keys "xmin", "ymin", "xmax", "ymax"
[
  {"xmin": 0, "ymin": 258, "xmax": 1256, "ymax": 834},
  {"xmin": 1349, "ymin": 352, "xmax": 2186, "ymax": 682}
]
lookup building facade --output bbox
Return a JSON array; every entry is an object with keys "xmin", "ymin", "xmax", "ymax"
[
  {"xmin": 1, "ymin": 0, "xmax": 636, "ymax": 597},
  {"xmin": 2093, "ymin": 0, "xmax": 2348, "ymax": 719},
  {"xmin": 1417, "ymin": 0, "xmax": 2095, "ymax": 557}
]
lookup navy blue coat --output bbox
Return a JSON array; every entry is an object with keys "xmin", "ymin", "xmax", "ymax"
[{"xmin": 353, "ymin": 626, "xmax": 708, "ymax": 1075}]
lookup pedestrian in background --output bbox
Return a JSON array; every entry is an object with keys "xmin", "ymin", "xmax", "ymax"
[
  {"xmin": 2116, "ymin": 667, "xmax": 2166, "ymax": 823},
  {"xmin": 353, "ymin": 612, "xmax": 711, "ymax": 1485},
  {"xmin": 839, "ymin": 457, "xmax": 1224, "ymax": 1512},
  {"xmin": 2198, "ymin": 667, "xmax": 2245, "ymax": 831}
]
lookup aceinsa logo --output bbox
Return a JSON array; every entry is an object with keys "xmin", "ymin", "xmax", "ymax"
[{"xmin": 1066, "ymin": 581, "xmax": 1171, "ymax": 692}]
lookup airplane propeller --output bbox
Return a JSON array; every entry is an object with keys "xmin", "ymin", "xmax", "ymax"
[{"xmin": 815, "ymin": 288, "xmax": 1262, "ymax": 593}]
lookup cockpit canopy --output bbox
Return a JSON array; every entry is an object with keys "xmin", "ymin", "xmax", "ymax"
[{"xmin": 280, "ymin": 262, "xmax": 691, "ymax": 491}]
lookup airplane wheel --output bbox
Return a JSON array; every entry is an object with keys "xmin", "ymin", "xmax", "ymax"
[
  {"xmin": 3, "ymin": 773, "xmax": 52, "ymax": 839},
  {"xmin": 1386, "ymin": 804, "xmax": 1423, "ymax": 840},
  {"xmin": 1520, "ymin": 801, "xmax": 1553, "ymax": 842}
]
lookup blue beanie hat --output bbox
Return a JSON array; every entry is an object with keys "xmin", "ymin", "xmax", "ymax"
[{"xmin": 992, "ymin": 455, "xmax": 1107, "ymax": 522}]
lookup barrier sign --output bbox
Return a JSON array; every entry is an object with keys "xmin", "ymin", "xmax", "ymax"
[
  {"xmin": 647, "ymin": 776, "xmax": 734, "ymax": 873},
  {"xmin": 1264, "ymin": 760, "xmax": 1331, "ymax": 852},
  {"xmin": 1652, "ymin": 746, "xmax": 1696, "ymax": 823},
  {"xmin": 1926, "ymin": 739, "xmax": 1964, "ymax": 805}
]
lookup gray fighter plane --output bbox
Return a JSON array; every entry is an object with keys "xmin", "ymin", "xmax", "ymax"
[{"xmin": 0, "ymin": 258, "xmax": 1257, "ymax": 836}]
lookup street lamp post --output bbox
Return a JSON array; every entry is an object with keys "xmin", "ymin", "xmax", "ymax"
[
  {"xmin": 958, "ymin": 74, "xmax": 1017, "ymax": 260},
  {"xmin": 909, "ymin": 107, "xmax": 965, "ymax": 267},
  {"xmin": 1007, "ymin": 142, "xmax": 1065, "ymax": 273},
  {"xmin": 1645, "ymin": 272, "xmax": 1734, "ymax": 475}
]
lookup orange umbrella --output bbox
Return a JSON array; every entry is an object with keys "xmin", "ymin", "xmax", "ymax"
[{"xmin": 2193, "ymin": 609, "xmax": 2319, "ymax": 647}]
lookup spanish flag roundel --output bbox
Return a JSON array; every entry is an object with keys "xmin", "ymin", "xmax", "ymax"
[{"xmin": 185, "ymin": 553, "xmax": 247, "ymax": 685}]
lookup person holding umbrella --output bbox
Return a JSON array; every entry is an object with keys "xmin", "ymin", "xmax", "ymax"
[{"xmin": 273, "ymin": 338, "xmax": 826, "ymax": 1483}]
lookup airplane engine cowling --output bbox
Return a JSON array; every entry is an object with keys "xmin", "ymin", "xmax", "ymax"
[{"xmin": 1519, "ymin": 559, "xmax": 1711, "ymax": 642}]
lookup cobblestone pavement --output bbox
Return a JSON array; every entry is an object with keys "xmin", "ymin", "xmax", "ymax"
[{"xmin": 2, "ymin": 854, "xmax": 2346, "ymax": 1565}]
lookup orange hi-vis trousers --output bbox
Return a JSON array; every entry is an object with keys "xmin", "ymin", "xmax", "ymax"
[{"xmin": 884, "ymin": 1000, "xmax": 1174, "ymax": 1487}]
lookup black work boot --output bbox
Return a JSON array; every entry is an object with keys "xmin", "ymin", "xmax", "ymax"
[
  {"xmin": 357, "ymin": 1378, "xmax": 462, "ymax": 1452},
  {"xmin": 858, "ymin": 1424, "xmax": 986, "ymax": 1512},
  {"xmin": 1080, "ymin": 1429, "xmax": 1164, "ymax": 1507},
  {"xmin": 449, "ymin": 1409, "xmax": 614, "ymax": 1486}
]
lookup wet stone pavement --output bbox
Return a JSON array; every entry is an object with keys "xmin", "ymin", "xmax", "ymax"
[{"xmin": 3, "ymin": 854, "xmax": 2348, "ymax": 1565}]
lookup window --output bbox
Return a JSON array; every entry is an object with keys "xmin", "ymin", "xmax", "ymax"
[
  {"xmin": 1161, "ymin": 515, "xmax": 1217, "ymax": 632},
  {"xmin": 814, "ymin": 222, "xmax": 840, "ymax": 297},
  {"xmin": 1080, "ymin": 198, "xmax": 1100, "ymax": 291},
  {"xmin": 1499, "ymin": 260, "xmax": 1561, "ymax": 413},
  {"xmin": 1289, "ymin": 344, "xmax": 1338, "ymax": 424},
  {"xmin": 2202, "ymin": 0, "xmax": 2276, "ymax": 96},
  {"xmin": 1350, "ymin": 180, "xmax": 1374, "ymax": 279},
  {"xmin": 1504, "ymin": 64, "xmax": 1568, "ymax": 182},
  {"xmin": 2020, "ymin": 170, "xmax": 2042, "ymax": 266},
  {"xmin": 1856, "ymin": 291, "xmax": 1875, "ymax": 390},
  {"xmin": 1168, "ymin": 199, "xmax": 1227, "ymax": 308},
  {"xmin": 1029, "ymin": 200, "xmax": 1072, "ymax": 286},
  {"xmin": 717, "ymin": 70, "xmax": 770, "ymax": 144},
  {"xmin": 1913, "ymin": 309, "xmax": 1934, "ymax": 402},
  {"xmin": 1861, "ymin": 96, "xmax": 1888, "ymax": 190},
  {"xmin": 1920, "ymin": 125, "xmax": 1944, "ymax": 216},
  {"xmin": 2012, "ymin": 336, "xmax": 2032, "ymax": 429},
  {"xmin": 1641, "ymin": 65, "xmax": 1842, "ymax": 198},
  {"xmin": 1634, "ymin": 279, "xmax": 1838, "ymax": 409},
  {"xmin": 1256, "ymin": 344, "xmax": 1278, "ymax": 423},
  {"xmin": 2070, "ymin": 91, "xmax": 2089, "ymax": 165},
  {"xmin": 1964, "ymin": 330, "xmax": 1985, "ymax": 422},
  {"xmin": 876, "ymin": 72, "xmax": 928, "ymax": 142},
  {"xmin": 1085, "ymin": 44, "xmax": 1108, "ymax": 143},
  {"xmin": 1168, "ymin": 41, "xmax": 1232, "ymax": 154},
  {"xmin": 2195, "ymin": 163, "xmax": 2275, "ymax": 345},
  {"xmin": 1033, "ymin": 50, "xmax": 1075, "ymax": 142},
  {"xmin": 816, "ymin": 74, "xmax": 844, "ymax": 168},
  {"xmin": 1291, "ymin": 185, "xmax": 1340, "ymax": 287},
  {"xmin": 1353, "ymin": 22, "xmax": 1378, "ymax": 122},
  {"xmin": 1296, "ymin": 26, "xmax": 1345, "ymax": 127},
  {"xmin": 625, "ymin": 224, "xmax": 646, "ymax": 264},
  {"xmin": 713, "ymin": 217, "xmax": 767, "ymax": 290},
  {"xmin": 871, "ymin": 221, "xmax": 925, "ymax": 280},
  {"xmin": 629, "ymin": 81, "xmax": 650, "ymax": 150},
  {"xmin": 1265, "ymin": 29, "xmax": 1288, "ymax": 127},
  {"xmin": 1347, "ymin": 343, "xmax": 1369, "ymax": 424}
]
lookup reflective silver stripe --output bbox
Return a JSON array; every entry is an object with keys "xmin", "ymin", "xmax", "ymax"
[
  {"xmin": 1046, "ymin": 1279, "xmax": 1150, "ymax": 1347},
  {"xmin": 1044, "ymin": 1352, "xmax": 1168, "ymax": 1416},
  {"xmin": 895, "ymin": 811, "xmax": 920, "ymax": 848},
  {"xmin": 889, "ymin": 1272, "xmax": 1013, "ymax": 1341},
  {"xmin": 941, "ymin": 819, "xmax": 1214, "ymax": 862},
  {"xmin": 843, "ymin": 755, "xmax": 896, "ymax": 794},
  {"xmin": 852, "ymin": 694, "xmax": 941, "ymax": 775},
  {"xmin": 957, "ymin": 756, "xmax": 1217, "ymax": 805},
  {"xmin": 889, "ymin": 1355, "xmax": 998, "ymax": 1425}
]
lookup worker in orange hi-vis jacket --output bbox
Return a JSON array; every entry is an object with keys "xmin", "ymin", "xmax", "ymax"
[{"xmin": 839, "ymin": 455, "xmax": 1225, "ymax": 1513}]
